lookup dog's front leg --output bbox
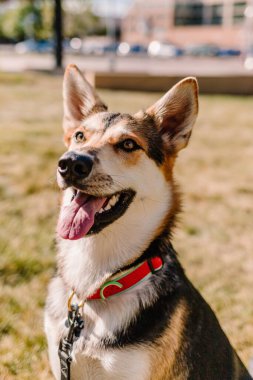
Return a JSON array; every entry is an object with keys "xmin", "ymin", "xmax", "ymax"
[
  {"xmin": 44, "ymin": 311, "xmax": 61, "ymax": 379},
  {"xmin": 44, "ymin": 276, "xmax": 69, "ymax": 379}
]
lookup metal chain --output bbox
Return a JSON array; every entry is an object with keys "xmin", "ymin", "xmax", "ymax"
[{"xmin": 58, "ymin": 294, "xmax": 85, "ymax": 380}]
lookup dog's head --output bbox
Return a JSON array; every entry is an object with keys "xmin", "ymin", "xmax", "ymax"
[{"xmin": 57, "ymin": 64, "xmax": 198, "ymax": 243}]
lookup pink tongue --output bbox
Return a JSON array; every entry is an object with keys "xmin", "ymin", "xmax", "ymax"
[{"xmin": 57, "ymin": 192, "xmax": 106, "ymax": 240}]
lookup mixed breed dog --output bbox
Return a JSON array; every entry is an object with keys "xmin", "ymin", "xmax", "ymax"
[{"xmin": 44, "ymin": 64, "xmax": 252, "ymax": 379}]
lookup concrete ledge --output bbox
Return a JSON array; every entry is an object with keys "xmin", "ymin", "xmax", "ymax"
[{"xmin": 90, "ymin": 72, "xmax": 253, "ymax": 95}]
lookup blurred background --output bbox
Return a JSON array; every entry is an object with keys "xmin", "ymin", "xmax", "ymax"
[
  {"xmin": 0, "ymin": 0, "xmax": 253, "ymax": 87},
  {"xmin": 0, "ymin": 1, "xmax": 252, "ymax": 379}
]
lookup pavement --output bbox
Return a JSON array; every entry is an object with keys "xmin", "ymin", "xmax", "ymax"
[{"xmin": 0, "ymin": 50, "xmax": 252, "ymax": 77}]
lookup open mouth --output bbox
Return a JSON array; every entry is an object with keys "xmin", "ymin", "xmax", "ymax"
[{"xmin": 57, "ymin": 189, "xmax": 135, "ymax": 240}]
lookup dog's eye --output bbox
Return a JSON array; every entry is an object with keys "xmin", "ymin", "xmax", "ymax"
[
  {"xmin": 117, "ymin": 139, "xmax": 140, "ymax": 152},
  {"xmin": 74, "ymin": 131, "xmax": 85, "ymax": 143}
]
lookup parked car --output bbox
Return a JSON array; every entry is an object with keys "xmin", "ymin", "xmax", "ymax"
[
  {"xmin": 216, "ymin": 48, "xmax": 241, "ymax": 57},
  {"xmin": 148, "ymin": 41, "xmax": 183, "ymax": 58},
  {"xmin": 184, "ymin": 44, "xmax": 219, "ymax": 57},
  {"xmin": 129, "ymin": 43, "xmax": 147, "ymax": 54},
  {"xmin": 99, "ymin": 42, "xmax": 120, "ymax": 54},
  {"xmin": 81, "ymin": 41, "xmax": 102, "ymax": 55},
  {"xmin": 15, "ymin": 39, "xmax": 54, "ymax": 54}
]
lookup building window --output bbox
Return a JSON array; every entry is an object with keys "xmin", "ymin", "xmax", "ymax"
[
  {"xmin": 210, "ymin": 4, "xmax": 223, "ymax": 25},
  {"xmin": 233, "ymin": 2, "xmax": 246, "ymax": 24},
  {"xmin": 174, "ymin": 2, "xmax": 203, "ymax": 26},
  {"xmin": 174, "ymin": 2, "xmax": 223, "ymax": 26}
]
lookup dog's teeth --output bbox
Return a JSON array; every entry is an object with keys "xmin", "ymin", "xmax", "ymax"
[
  {"xmin": 108, "ymin": 195, "xmax": 117, "ymax": 207},
  {"xmin": 97, "ymin": 194, "xmax": 120, "ymax": 214}
]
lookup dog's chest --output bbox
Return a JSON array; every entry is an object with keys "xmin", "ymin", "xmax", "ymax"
[
  {"xmin": 61, "ymin": 318, "xmax": 150, "ymax": 380},
  {"xmin": 70, "ymin": 347, "xmax": 150, "ymax": 380},
  {"xmin": 45, "ymin": 276, "xmax": 152, "ymax": 379}
]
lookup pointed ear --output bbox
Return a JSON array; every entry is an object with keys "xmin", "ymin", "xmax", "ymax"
[
  {"xmin": 63, "ymin": 64, "xmax": 107, "ymax": 133},
  {"xmin": 143, "ymin": 77, "xmax": 198, "ymax": 153}
]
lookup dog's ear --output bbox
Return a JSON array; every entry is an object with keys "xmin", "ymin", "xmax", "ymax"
[
  {"xmin": 141, "ymin": 77, "xmax": 198, "ymax": 153},
  {"xmin": 63, "ymin": 64, "xmax": 107, "ymax": 133}
]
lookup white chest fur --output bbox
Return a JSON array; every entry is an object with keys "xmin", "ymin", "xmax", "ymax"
[{"xmin": 70, "ymin": 348, "xmax": 150, "ymax": 380}]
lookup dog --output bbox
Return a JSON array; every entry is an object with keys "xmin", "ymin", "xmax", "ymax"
[{"xmin": 45, "ymin": 64, "xmax": 252, "ymax": 380}]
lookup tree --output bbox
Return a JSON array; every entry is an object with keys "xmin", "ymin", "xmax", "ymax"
[{"xmin": 0, "ymin": 0, "xmax": 53, "ymax": 41}]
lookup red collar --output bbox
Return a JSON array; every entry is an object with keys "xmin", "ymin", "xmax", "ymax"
[{"xmin": 87, "ymin": 256, "xmax": 163, "ymax": 300}]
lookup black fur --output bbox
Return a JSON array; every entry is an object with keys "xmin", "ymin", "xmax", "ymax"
[
  {"xmin": 102, "ymin": 112, "xmax": 123, "ymax": 130},
  {"xmin": 136, "ymin": 113, "xmax": 165, "ymax": 165},
  {"xmin": 102, "ymin": 240, "xmax": 185, "ymax": 348}
]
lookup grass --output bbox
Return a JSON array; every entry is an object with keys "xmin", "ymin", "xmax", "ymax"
[{"xmin": 0, "ymin": 71, "xmax": 252, "ymax": 379}]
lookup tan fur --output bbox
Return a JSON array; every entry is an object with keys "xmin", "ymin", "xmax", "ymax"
[
  {"xmin": 107, "ymin": 131, "xmax": 147, "ymax": 150},
  {"xmin": 149, "ymin": 300, "xmax": 189, "ymax": 380},
  {"xmin": 119, "ymin": 149, "xmax": 143, "ymax": 167},
  {"xmin": 233, "ymin": 352, "xmax": 241, "ymax": 380},
  {"xmin": 64, "ymin": 127, "xmax": 79, "ymax": 146},
  {"xmin": 151, "ymin": 156, "xmax": 181, "ymax": 240}
]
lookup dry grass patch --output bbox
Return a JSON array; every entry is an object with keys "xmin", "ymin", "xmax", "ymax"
[{"xmin": 0, "ymin": 72, "xmax": 252, "ymax": 379}]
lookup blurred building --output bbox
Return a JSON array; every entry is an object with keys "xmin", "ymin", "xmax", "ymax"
[{"xmin": 121, "ymin": 0, "xmax": 250, "ymax": 48}]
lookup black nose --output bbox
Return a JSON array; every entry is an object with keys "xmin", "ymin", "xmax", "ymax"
[{"xmin": 58, "ymin": 152, "xmax": 93, "ymax": 179}]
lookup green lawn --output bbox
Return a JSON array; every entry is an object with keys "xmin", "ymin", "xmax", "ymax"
[{"xmin": 0, "ymin": 72, "xmax": 252, "ymax": 379}]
